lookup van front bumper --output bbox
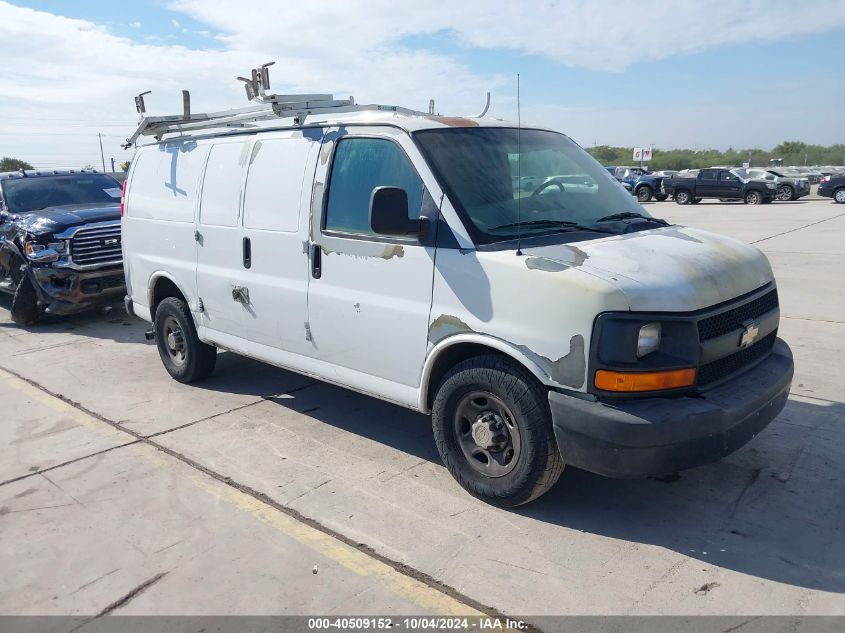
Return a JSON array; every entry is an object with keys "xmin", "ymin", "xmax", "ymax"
[{"xmin": 549, "ymin": 338, "xmax": 793, "ymax": 478}]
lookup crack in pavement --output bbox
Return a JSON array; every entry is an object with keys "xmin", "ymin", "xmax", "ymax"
[
  {"xmin": 1, "ymin": 366, "xmax": 504, "ymax": 625},
  {"xmin": 751, "ymin": 212, "xmax": 845, "ymax": 245},
  {"xmin": 0, "ymin": 441, "xmax": 140, "ymax": 487},
  {"xmin": 96, "ymin": 571, "xmax": 168, "ymax": 616}
]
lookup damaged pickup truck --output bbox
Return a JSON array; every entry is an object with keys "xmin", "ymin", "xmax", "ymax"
[{"xmin": 0, "ymin": 170, "xmax": 125, "ymax": 324}]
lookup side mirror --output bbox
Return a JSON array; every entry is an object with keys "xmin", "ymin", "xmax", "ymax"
[{"xmin": 369, "ymin": 186, "xmax": 427, "ymax": 238}]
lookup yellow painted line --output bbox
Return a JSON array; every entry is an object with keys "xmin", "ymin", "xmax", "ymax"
[
  {"xmin": 1, "ymin": 367, "xmax": 483, "ymax": 616},
  {"xmin": 0, "ymin": 367, "xmax": 134, "ymax": 445}
]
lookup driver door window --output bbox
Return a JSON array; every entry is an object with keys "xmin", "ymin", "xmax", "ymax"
[{"xmin": 324, "ymin": 138, "xmax": 423, "ymax": 236}]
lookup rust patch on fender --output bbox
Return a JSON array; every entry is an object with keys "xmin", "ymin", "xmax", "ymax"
[
  {"xmin": 517, "ymin": 334, "xmax": 586, "ymax": 389},
  {"xmin": 428, "ymin": 314, "xmax": 473, "ymax": 344},
  {"xmin": 426, "ymin": 116, "xmax": 479, "ymax": 128}
]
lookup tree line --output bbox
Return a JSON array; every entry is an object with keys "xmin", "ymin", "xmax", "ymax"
[{"xmin": 586, "ymin": 141, "xmax": 845, "ymax": 170}]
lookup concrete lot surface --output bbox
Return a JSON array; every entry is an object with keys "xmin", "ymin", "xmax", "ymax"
[{"xmin": 1, "ymin": 198, "xmax": 843, "ymax": 619}]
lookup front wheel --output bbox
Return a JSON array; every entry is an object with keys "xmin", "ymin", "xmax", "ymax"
[
  {"xmin": 777, "ymin": 185, "xmax": 794, "ymax": 201},
  {"xmin": 10, "ymin": 275, "xmax": 40, "ymax": 325},
  {"xmin": 636, "ymin": 186, "xmax": 653, "ymax": 202},
  {"xmin": 834, "ymin": 188, "xmax": 845, "ymax": 204},
  {"xmin": 154, "ymin": 297, "xmax": 217, "ymax": 383},
  {"xmin": 744, "ymin": 190, "xmax": 762, "ymax": 205},
  {"xmin": 431, "ymin": 355, "xmax": 564, "ymax": 507}
]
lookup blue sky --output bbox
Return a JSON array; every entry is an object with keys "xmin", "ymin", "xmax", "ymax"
[{"xmin": 2, "ymin": 1, "xmax": 844, "ymax": 169}]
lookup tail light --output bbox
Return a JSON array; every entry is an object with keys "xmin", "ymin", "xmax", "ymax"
[
  {"xmin": 120, "ymin": 179, "xmax": 128, "ymax": 216},
  {"xmin": 820, "ymin": 176, "xmax": 830, "ymax": 183}
]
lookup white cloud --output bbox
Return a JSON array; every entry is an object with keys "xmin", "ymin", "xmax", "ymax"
[
  {"xmin": 1, "ymin": 0, "xmax": 844, "ymax": 167},
  {"xmin": 131, "ymin": 21, "xmax": 141, "ymax": 29}
]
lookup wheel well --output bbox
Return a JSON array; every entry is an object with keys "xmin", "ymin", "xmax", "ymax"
[
  {"xmin": 151, "ymin": 276, "xmax": 186, "ymax": 316},
  {"xmin": 422, "ymin": 341, "xmax": 551, "ymax": 411}
]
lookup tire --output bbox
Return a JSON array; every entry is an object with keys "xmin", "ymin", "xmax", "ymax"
[
  {"xmin": 674, "ymin": 190, "xmax": 691, "ymax": 205},
  {"xmin": 777, "ymin": 185, "xmax": 794, "ymax": 201},
  {"xmin": 10, "ymin": 275, "xmax": 40, "ymax": 325},
  {"xmin": 431, "ymin": 355, "xmax": 564, "ymax": 507},
  {"xmin": 154, "ymin": 297, "xmax": 217, "ymax": 383},
  {"xmin": 655, "ymin": 194, "xmax": 668, "ymax": 202},
  {"xmin": 636, "ymin": 186, "xmax": 653, "ymax": 203},
  {"xmin": 834, "ymin": 188, "xmax": 845, "ymax": 204},
  {"xmin": 744, "ymin": 190, "xmax": 762, "ymax": 205}
]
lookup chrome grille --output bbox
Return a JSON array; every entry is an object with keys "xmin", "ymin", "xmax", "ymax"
[{"xmin": 70, "ymin": 223, "xmax": 122, "ymax": 267}]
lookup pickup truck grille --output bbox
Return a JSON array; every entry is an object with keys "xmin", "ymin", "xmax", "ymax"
[
  {"xmin": 698, "ymin": 288, "xmax": 779, "ymax": 341},
  {"xmin": 70, "ymin": 223, "xmax": 122, "ymax": 267}
]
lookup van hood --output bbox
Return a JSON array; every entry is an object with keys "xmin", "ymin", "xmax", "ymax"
[{"xmin": 522, "ymin": 225, "xmax": 773, "ymax": 312}]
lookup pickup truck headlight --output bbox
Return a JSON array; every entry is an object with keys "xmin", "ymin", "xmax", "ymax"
[
  {"xmin": 637, "ymin": 322, "xmax": 661, "ymax": 357},
  {"xmin": 24, "ymin": 240, "xmax": 59, "ymax": 263}
]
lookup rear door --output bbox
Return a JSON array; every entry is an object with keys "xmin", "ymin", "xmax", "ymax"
[
  {"xmin": 305, "ymin": 127, "xmax": 438, "ymax": 399},
  {"xmin": 697, "ymin": 169, "xmax": 720, "ymax": 197},
  {"xmin": 195, "ymin": 139, "xmax": 250, "ymax": 344},
  {"xmin": 718, "ymin": 170, "xmax": 742, "ymax": 198}
]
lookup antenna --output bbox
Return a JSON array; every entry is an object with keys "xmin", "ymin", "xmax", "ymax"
[{"xmin": 516, "ymin": 73, "xmax": 523, "ymax": 256}]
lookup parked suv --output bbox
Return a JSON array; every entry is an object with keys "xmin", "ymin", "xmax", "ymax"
[
  {"xmin": 0, "ymin": 170, "xmax": 125, "ymax": 324},
  {"xmin": 122, "ymin": 105, "xmax": 793, "ymax": 506},
  {"xmin": 758, "ymin": 168, "xmax": 811, "ymax": 201},
  {"xmin": 818, "ymin": 173, "xmax": 845, "ymax": 203},
  {"xmin": 606, "ymin": 166, "xmax": 667, "ymax": 202}
]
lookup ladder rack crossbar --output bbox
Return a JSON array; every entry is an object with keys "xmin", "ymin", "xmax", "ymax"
[{"xmin": 124, "ymin": 101, "xmax": 429, "ymax": 148}]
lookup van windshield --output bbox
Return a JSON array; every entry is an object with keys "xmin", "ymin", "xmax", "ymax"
[{"xmin": 415, "ymin": 127, "xmax": 648, "ymax": 243}]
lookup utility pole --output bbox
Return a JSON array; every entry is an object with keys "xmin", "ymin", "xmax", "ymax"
[
  {"xmin": 98, "ymin": 133, "xmax": 106, "ymax": 173},
  {"xmin": 110, "ymin": 157, "xmax": 115, "ymax": 172}
]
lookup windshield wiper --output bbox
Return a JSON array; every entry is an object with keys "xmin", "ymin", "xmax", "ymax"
[
  {"xmin": 595, "ymin": 212, "xmax": 669, "ymax": 225},
  {"xmin": 488, "ymin": 219, "xmax": 615, "ymax": 234}
]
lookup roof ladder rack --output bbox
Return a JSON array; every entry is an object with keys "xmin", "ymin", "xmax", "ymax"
[{"xmin": 123, "ymin": 62, "xmax": 429, "ymax": 148}]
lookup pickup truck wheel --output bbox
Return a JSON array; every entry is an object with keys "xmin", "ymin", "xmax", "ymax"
[
  {"xmin": 154, "ymin": 297, "xmax": 217, "ymax": 383},
  {"xmin": 744, "ymin": 190, "xmax": 762, "ymax": 205},
  {"xmin": 655, "ymin": 194, "xmax": 668, "ymax": 201},
  {"xmin": 777, "ymin": 185, "xmax": 794, "ymax": 201},
  {"xmin": 834, "ymin": 188, "xmax": 845, "ymax": 204},
  {"xmin": 636, "ymin": 186, "xmax": 653, "ymax": 202},
  {"xmin": 431, "ymin": 355, "xmax": 564, "ymax": 507},
  {"xmin": 674, "ymin": 190, "xmax": 691, "ymax": 205},
  {"xmin": 10, "ymin": 275, "xmax": 40, "ymax": 326}
]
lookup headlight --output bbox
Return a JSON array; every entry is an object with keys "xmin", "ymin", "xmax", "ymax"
[
  {"xmin": 24, "ymin": 240, "xmax": 59, "ymax": 263},
  {"xmin": 637, "ymin": 322, "xmax": 661, "ymax": 357},
  {"xmin": 47, "ymin": 240, "xmax": 67, "ymax": 254}
]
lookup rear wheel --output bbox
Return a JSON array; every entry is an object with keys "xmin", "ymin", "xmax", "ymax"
[
  {"xmin": 10, "ymin": 275, "xmax": 40, "ymax": 325},
  {"xmin": 431, "ymin": 355, "xmax": 564, "ymax": 507},
  {"xmin": 674, "ymin": 190, "xmax": 691, "ymax": 205},
  {"xmin": 834, "ymin": 188, "xmax": 845, "ymax": 204},
  {"xmin": 777, "ymin": 184, "xmax": 794, "ymax": 201},
  {"xmin": 154, "ymin": 297, "xmax": 217, "ymax": 383},
  {"xmin": 636, "ymin": 186, "xmax": 653, "ymax": 202},
  {"xmin": 744, "ymin": 190, "xmax": 762, "ymax": 205}
]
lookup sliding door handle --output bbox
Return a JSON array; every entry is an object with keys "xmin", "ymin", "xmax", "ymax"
[{"xmin": 242, "ymin": 236, "xmax": 251, "ymax": 269}]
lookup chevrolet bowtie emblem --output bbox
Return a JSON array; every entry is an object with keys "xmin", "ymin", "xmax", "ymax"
[{"xmin": 739, "ymin": 321, "xmax": 760, "ymax": 348}]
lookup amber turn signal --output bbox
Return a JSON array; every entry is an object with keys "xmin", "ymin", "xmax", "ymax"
[{"xmin": 595, "ymin": 368, "xmax": 696, "ymax": 392}]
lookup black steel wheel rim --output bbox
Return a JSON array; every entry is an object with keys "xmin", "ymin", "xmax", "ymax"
[{"xmin": 453, "ymin": 391, "xmax": 522, "ymax": 478}]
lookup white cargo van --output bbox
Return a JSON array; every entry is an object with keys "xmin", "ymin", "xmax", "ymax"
[{"xmin": 121, "ymin": 83, "xmax": 793, "ymax": 506}]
